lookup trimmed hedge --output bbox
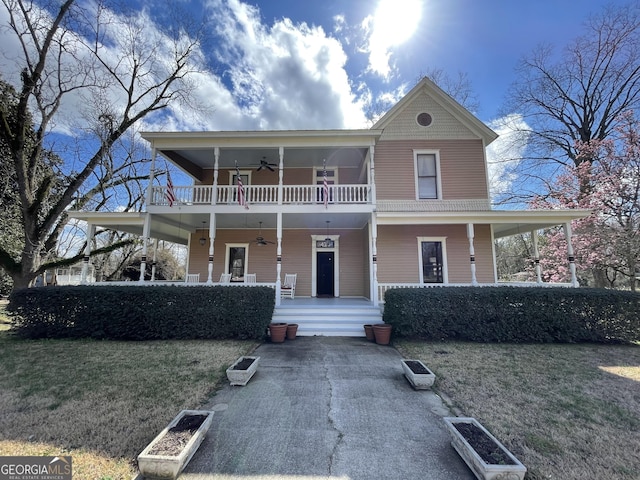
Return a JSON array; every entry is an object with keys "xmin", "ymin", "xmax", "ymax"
[
  {"xmin": 383, "ymin": 287, "xmax": 640, "ymax": 343},
  {"xmin": 8, "ymin": 285, "xmax": 275, "ymax": 340}
]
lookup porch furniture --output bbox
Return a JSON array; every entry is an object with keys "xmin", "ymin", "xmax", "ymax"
[
  {"xmin": 281, "ymin": 274, "xmax": 297, "ymax": 299},
  {"xmin": 244, "ymin": 273, "xmax": 257, "ymax": 284},
  {"xmin": 185, "ymin": 273, "xmax": 200, "ymax": 283},
  {"xmin": 219, "ymin": 273, "xmax": 231, "ymax": 284}
]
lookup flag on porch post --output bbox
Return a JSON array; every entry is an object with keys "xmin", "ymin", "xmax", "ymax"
[
  {"xmin": 236, "ymin": 165, "xmax": 249, "ymax": 210},
  {"xmin": 165, "ymin": 170, "xmax": 176, "ymax": 207},
  {"xmin": 323, "ymin": 159, "xmax": 329, "ymax": 209}
]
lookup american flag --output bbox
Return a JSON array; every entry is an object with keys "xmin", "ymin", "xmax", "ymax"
[
  {"xmin": 237, "ymin": 165, "xmax": 249, "ymax": 209},
  {"xmin": 323, "ymin": 160, "xmax": 329, "ymax": 209},
  {"xmin": 165, "ymin": 170, "xmax": 176, "ymax": 207}
]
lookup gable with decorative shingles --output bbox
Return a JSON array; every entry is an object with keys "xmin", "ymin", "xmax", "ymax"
[{"xmin": 372, "ymin": 77, "xmax": 498, "ymax": 145}]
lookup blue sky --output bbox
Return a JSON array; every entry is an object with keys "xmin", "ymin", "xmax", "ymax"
[
  {"xmin": 0, "ymin": 0, "xmax": 624, "ymax": 129},
  {"xmin": 0, "ymin": 0, "xmax": 628, "ymax": 200}
]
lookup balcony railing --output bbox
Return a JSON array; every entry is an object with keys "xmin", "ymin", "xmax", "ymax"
[{"xmin": 150, "ymin": 184, "xmax": 370, "ymax": 206}]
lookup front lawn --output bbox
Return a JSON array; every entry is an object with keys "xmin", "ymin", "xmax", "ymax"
[
  {"xmin": 396, "ymin": 341, "xmax": 640, "ymax": 480},
  {"xmin": 0, "ymin": 332, "xmax": 257, "ymax": 479}
]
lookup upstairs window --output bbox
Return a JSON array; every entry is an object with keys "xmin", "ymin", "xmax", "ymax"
[{"xmin": 415, "ymin": 152, "xmax": 441, "ymax": 199}]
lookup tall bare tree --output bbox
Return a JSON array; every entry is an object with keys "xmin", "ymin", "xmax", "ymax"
[
  {"xmin": 502, "ymin": 2, "xmax": 640, "ymax": 201},
  {"xmin": 0, "ymin": 0, "xmax": 204, "ymax": 289}
]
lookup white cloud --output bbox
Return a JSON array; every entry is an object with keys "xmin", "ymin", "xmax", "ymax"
[
  {"xmin": 486, "ymin": 114, "xmax": 531, "ymax": 203},
  {"xmin": 206, "ymin": 0, "xmax": 368, "ymax": 129}
]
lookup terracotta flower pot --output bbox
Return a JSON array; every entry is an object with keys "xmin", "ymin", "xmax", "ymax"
[
  {"xmin": 372, "ymin": 324, "xmax": 392, "ymax": 345},
  {"xmin": 363, "ymin": 324, "xmax": 375, "ymax": 342},
  {"xmin": 269, "ymin": 323, "xmax": 288, "ymax": 343},
  {"xmin": 286, "ymin": 323, "xmax": 299, "ymax": 340}
]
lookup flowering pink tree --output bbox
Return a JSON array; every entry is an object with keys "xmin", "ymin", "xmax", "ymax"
[{"xmin": 532, "ymin": 112, "xmax": 640, "ymax": 290}]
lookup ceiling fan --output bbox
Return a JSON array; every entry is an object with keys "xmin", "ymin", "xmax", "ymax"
[
  {"xmin": 256, "ymin": 156, "xmax": 278, "ymax": 172},
  {"xmin": 250, "ymin": 222, "xmax": 276, "ymax": 246}
]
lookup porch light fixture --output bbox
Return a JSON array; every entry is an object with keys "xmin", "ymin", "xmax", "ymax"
[
  {"xmin": 199, "ymin": 221, "xmax": 207, "ymax": 246},
  {"xmin": 325, "ymin": 220, "xmax": 331, "ymax": 242}
]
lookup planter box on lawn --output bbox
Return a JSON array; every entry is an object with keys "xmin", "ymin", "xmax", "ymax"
[
  {"xmin": 226, "ymin": 356, "xmax": 260, "ymax": 386},
  {"xmin": 443, "ymin": 417, "xmax": 526, "ymax": 480},
  {"xmin": 137, "ymin": 409, "xmax": 214, "ymax": 480},
  {"xmin": 401, "ymin": 359, "xmax": 436, "ymax": 389}
]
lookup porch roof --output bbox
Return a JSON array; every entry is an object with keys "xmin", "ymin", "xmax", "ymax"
[
  {"xmin": 376, "ymin": 209, "xmax": 592, "ymax": 238},
  {"xmin": 68, "ymin": 208, "xmax": 591, "ymax": 245}
]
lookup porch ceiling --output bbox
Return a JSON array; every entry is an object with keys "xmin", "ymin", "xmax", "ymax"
[
  {"xmin": 68, "ymin": 211, "xmax": 371, "ymax": 246},
  {"xmin": 160, "ymin": 146, "xmax": 370, "ymax": 181}
]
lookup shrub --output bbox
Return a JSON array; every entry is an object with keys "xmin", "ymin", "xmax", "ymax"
[
  {"xmin": 8, "ymin": 285, "xmax": 275, "ymax": 340},
  {"xmin": 383, "ymin": 287, "xmax": 640, "ymax": 343}
]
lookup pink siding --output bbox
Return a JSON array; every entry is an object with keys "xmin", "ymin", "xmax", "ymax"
[
  {"xmin": 375, "ymin": 139, "xmax": 489, "ymax": 200},
  {"xmin": 376, "ymin": 224, "xmax": 494, "ymax": 283},
  {"xmin": 187, "ymin": 227, "xmax": 369, "ymax": 296},
  {"xmin": 199, "ymin": 167, "xmax": 363, "ymax": 186}
]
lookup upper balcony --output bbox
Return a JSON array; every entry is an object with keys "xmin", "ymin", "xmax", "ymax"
[
  {"xmin": 142, "ymin": 129, "xmax": 381, "ymax": 211},
  {"xmin": 149, "ymin": 183, "xmax": 371, "ymax": 207}
]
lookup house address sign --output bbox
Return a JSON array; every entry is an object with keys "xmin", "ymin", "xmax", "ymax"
[{"xmin": 316, "ymin": 239, "xmax": 335, "ymax": 248}]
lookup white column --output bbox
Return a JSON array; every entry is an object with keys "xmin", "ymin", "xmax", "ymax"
[
  {"xmin": 139, "ymin": 213, "xmax": 151, "ymax": 282},
  {"xmin": 150, "ymin": 238, "xmax": 159, "ymax": 281},
  {"xmin": 276, "ymin": 212, "xmax": 282, "ymax": 306},
  {"xmin": 212, "ymin": 147, "xmax": 219, "ymax": 205},
  {"xmin": 467, "ymin": 223, "xmax": 478, "ymax": 285},
  {"xmin": 369, "ymin": 145, "xmax": 376, "ymax": 204},
  {"xmin": 370, "ymin": 213, "xmax": 379, "ymax": 305},
  {"xmin": 563, "ymin": 222, "xmax": 579, "ymax": 287},
  {"xmin": 146, "ymin": 147, "xmax": 157, "ymax": 206},
  {"xmin": 207, "ymin": 214, "xmax": 216, "ymax": 284},
  {"xmin": 278, "ymin": 146, "xmax": 284, "ymax": 205},
  {"xmin": 81, "ymin": 223, "xmax": 95, "ymax": 285},
  {"xmin": 531, "ymin": 230, "xmax": 542, "ymax": 284}
]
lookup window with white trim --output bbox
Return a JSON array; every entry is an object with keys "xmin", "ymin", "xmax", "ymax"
[
  {"xmin": 225, "ymin": 244, "xmax": 249, "ymax": 282},
  {"xmin": 414, "ymin": 151, "xmax": 441, "ymax": 199},
  {"xmin": 417, "ymin": 237, "xmax": 447, "ymax": 284}
]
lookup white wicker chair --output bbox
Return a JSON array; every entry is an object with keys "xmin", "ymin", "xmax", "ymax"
[
  {"xmin": 185, "ymin": 273, "xmax": 200, "ymax": 284},
  {"xmin": 280, "ymin": 274, "xmax": 297, "ymax": 299},
  {"xmin": 244, "ymin": 273, "xmax": 257, "ymax": 284},
  {"xmin": 219, "ymin": 273, "xmax": 231, "ymax": 284}
]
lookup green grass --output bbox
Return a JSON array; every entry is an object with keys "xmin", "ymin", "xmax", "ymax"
[
  {"xmin": 0, "ymin": 332, "xmax": 257, "ymax": 479},
  {"xmin": 396, "ymin": 341, "xmax": 640, "ymax": 480}
]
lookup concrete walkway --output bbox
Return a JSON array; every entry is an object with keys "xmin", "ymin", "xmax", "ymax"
[{"xmin": 179, "ymin": 337, "xmax": 474, "ymax": 480}]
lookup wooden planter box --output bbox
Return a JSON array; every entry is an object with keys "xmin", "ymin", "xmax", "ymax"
[
  {"xmin": 137, "ymin": 409, "xmax": 214, "ymax": 479},
  {"xmin": 401, "ymin": 359, "xmax": 436, "ymax": 389},
  {"xmin": 443, "ymin": 417, "xmax": 526, "ymax": 480},
  {"xmin": 226, "ymin": 356, "xmax": 260, "ymax": 386}
]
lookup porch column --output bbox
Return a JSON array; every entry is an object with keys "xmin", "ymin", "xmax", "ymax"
[
  {"xmin": 563, "ymin": 222, "xmax": 579, "ymax": 287},
  {"xmin": 207, "ymin": 214, "xmax": 216, "ymax": 284},
  {"xmin": 150, "ymin": 238, "xmax": 159, "ymax": 281},
  {"xmin": 278, "ymin": 146, "xmax": 284, "ymax": 205},
  {"xmin": 145, "ymin": 147, "xmax": 157, "ymax": 206},
  {"xmin": 276, "ymin": 212, "xmax": 282, "ymax": 306},
  {"xmin": 139, "ymin": 213, "xmax": 151, "ymax": 282},
  {"xmin": 212, "ymin": 147, "xmax": 219, "ymax": 205},
  {"xmin": 531, "ymin": 230, "xmax": 542, "ymax": 284},
  {"xmin": 370, "ymin": 213, "xmax": 379, "ymax": 305},
  {"xmin": 369, "ymin": 145, "xmax": 376, "ymax": 204},
  {"xmin": 81, "ymin": 223, "xmax": 95, "ymax": 285},
  {"xmin": 467, "ymin": 223, "xmax": 478, "ymax": 285}
]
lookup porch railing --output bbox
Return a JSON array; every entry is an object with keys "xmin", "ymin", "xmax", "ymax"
[
  {"xmin": 150, "ymin": 184, "xmax": 370, "ymax": 206},
  {"xmin": 377, "ymin": 281, "xmax": 575, "ymax": 302}
]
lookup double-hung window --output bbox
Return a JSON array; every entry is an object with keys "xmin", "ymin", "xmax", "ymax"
[
  {"xmin": 417, "ymin": 237, "xmax": 447, "ymax": 284},
  {"xmin": 415, "ymin": 152, "xmax": 440, "ymax": 199}
]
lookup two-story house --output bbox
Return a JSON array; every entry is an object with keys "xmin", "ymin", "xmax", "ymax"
[{"xmin": 69, "ymin": 78, "xmax": 589, "ymax": 335}]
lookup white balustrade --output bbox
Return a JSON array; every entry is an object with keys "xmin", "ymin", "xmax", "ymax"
[{"xmin": 151, "ymin": 184, "xmax": 370, "ymax": 206}]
